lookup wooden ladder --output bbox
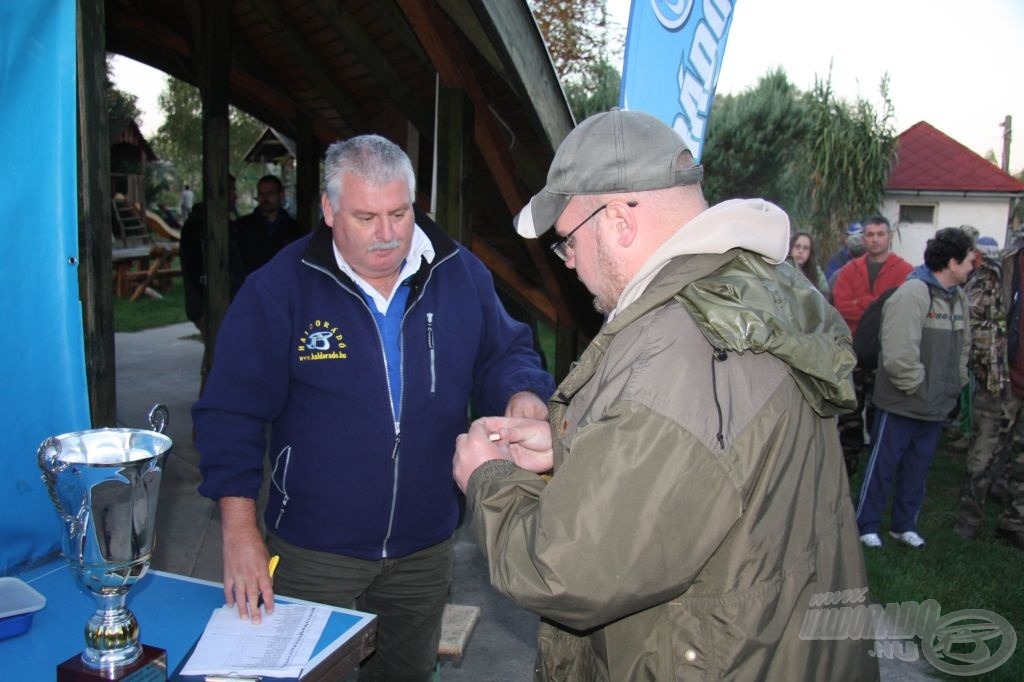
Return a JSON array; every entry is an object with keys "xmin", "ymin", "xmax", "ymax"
[{"xmin": 112, "ymin": 196, "xmax": 151, "ymax": 248}]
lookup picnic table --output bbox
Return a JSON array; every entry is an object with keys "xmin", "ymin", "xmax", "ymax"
[{"xmin": 112, "ymin": 242, "xmax": 181, "ymax": 301}]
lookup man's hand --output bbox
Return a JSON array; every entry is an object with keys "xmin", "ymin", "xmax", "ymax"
[
  {"xmin": 454, "ymin": 420, "xmax": 510, "ymax": 493},
  {"xmin": 220, "ymin": 497, "xmax": 275, "ymax": 623},
  {"xmin": 481, "ymin": 416, "xmax": 553, "ymax": 473},
  {"xmin": 453, "ymin": 416, "xmax": 554, "ymax": 492},
  {"xmin": 505, "ymin": 391, "xmax": 549, "ymax": 420}
]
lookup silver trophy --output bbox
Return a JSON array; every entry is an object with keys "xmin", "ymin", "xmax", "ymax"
[{"xmin": 38, "ymin": 405, "xmax": 171, "ymax": 678}]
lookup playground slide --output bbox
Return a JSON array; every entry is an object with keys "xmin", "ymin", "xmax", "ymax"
[{"xmin": 145, "ymin": 209, "xmax": 181, "ymax": 241}]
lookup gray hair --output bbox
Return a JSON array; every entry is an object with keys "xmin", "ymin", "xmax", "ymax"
[{"xmin": 322, "ymin": 135, "xmax": 416, "ymax": 211}]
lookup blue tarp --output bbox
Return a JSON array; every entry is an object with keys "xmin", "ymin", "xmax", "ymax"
[{"xmin": 0, "ymin": 0, "xmax": 89, "ymax": 573}]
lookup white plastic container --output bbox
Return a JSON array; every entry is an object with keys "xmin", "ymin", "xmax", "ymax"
[{"xmin": 0, "ymin": 577, "xmax": 46, "ymax": 640}]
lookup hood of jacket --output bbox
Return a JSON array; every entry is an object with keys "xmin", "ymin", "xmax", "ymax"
[
  {"xmin": 908, "ymin": 263, "xmax": 961, "ymax": 296},
  {"xmin": 615, "ymin": 198, "xmax": 791, "ymax": 314},
  {"xmin": 604, "ymin": 200, "xmax": 856, "ymax": 417}
]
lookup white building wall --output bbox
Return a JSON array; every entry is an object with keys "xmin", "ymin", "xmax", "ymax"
[{"xmin": 881, "ymin": 193, "xmax": 1014, "ymax": 265}]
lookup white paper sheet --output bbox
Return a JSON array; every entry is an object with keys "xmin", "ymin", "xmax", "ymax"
[{"xmin": 180, "ymin": 604, "xmax": 330, "ymax": 678}]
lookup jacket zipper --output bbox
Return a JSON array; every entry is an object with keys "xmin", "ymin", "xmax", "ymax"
[
  {"xmin": 427, "ymin": 312, "xmax": 436, "ymax": 394},
  {"xmin": 301, "ymin": 249, "xmax": 458, "ymax": 558},
  {"xmin": 271, "ymin": 445, "xmax": 292, "ymax": 529}
]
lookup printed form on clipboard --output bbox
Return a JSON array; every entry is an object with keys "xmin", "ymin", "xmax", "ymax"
[{"xmin": 180, "ymin": 603, "xmax": 330, "ymax": 678}]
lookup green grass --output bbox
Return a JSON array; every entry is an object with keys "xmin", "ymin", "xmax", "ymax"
[
  {"xmin": 850, "ymin": 436, "xmax": 1023, "ymax": 680},
  {"xmin": 113, "ymin": 277, "xmax": 190, "ymax": 332}
]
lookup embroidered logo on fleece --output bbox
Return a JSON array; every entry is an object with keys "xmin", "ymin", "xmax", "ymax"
[{"xmin": 297, "ymin": 319, "xmax": 348, "ymax": 361}]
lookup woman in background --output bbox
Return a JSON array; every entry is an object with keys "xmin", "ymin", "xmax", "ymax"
[{"xmin": 789, "ymin": 230, "xmax": 830, "ymax": 295}]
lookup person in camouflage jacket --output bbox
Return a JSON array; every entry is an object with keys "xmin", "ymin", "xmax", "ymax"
[{"xmin": 954, "ymin": 240, "xmax": 1024, "ymax": 549}]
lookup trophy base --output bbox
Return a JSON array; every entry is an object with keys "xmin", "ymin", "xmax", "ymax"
[{"xmin": 57, "ymin": 644, "xmax": 167, "ymax": 681}]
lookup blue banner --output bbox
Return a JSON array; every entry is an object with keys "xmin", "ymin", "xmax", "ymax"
[
  {"xmin": 620, "ymin": 0, "xmax": 737, "ymax": 162},
  {"xmin": 0, "ymin": 0, "xmax": 87, "ymax": 574}
]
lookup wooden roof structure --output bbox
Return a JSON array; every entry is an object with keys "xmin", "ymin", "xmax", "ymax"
[
  {"xmin": 81, "ymin": 0, "xmax": 601, "ymax": 423},
  {"xmin": 243, "ymin": 127, "xmax": 297, "ymax": 164},
  {"xmin": 105, "ymin": 0, "xmax": 601, "ymax": 344}
]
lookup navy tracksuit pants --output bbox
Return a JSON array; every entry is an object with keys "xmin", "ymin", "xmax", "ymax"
[{"xmin": 855, "ymin": 409, "xmax": 943, "ymax": 535}]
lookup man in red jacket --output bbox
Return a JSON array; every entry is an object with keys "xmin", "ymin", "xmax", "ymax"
[{"xmin": 832, "ymin": 216, "xmax": 913, "ymax": 474}]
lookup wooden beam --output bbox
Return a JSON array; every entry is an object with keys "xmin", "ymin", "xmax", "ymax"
[
  {"xmin": 435, "ymin": 86, "xmax": 473, "ymax": 243},
  {"xmin": 246, "ymin": 0, "xmax": 367, "ymax": 131},
  {"xmin": 470, "ymin": 241, "xmax": 556, "ymax": 325},
  {"xmin": 308, "ymin": 0, "xmax": 432, "ymax": 136},
  {"xmin": 189, "ymin": 0, "xmax": 233, "ymax": 367},
  {"xmin": 295, "ymin": 112, "xmax": 321, "ymax": 234},
  {"xmin": 474, "ymin": 0, "xmax": 574, "ymax": 150},
  {"xmin": 78, "ymin": 0, "xmax": 116, "ymax": 426},
  {"xmin": 395, "ymin": 0, "xmax": 573, "ymax": 331}
]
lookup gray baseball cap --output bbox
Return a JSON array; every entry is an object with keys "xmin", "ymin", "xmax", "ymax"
[{"xmin": 513, "ymin": 109, "xmax": 703, "ymax": 238}]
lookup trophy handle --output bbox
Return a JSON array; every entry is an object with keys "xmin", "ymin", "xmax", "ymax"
[
  {"xmin": 147, "ymin": 403, "xmax": 169, "ymax": 434},
  {"xmin": 37, "ymin": 436, "xmax": 80, "ymax": 534}
]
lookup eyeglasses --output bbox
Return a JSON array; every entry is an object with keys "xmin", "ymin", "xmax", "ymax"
[{"xmin": 550, "ymin": 200, "xmax": 637, "ymax": 262}]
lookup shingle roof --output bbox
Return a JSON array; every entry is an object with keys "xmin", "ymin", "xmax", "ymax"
[{"xmin": 887, "ymin": 121, "xmax": 1024, "ymax": 193}]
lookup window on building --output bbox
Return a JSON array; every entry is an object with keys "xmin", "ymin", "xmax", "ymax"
[{"xmin": 899, "ymin": 204, "xmax": 935, "ymax": 224}]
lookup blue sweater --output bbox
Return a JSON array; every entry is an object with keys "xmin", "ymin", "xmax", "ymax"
[{"xmin": 195, "ymin": 213, "xmax": 554, "ymax": 559}]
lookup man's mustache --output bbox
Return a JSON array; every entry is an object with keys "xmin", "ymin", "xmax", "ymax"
[{"xmin": 368, "ymin": 239, "xmax": 402, "ymax": 252}]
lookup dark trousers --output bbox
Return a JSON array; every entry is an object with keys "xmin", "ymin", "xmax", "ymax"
[
  {"xmin": 267, "ymin": 534, "xmax": 454, "ymax": 682},
  {"xmin": 855, "ymin": 410, "xmax": 942, "ymax": 535},
  {"xmin": 838, "ymin": 367, "xmax": 875, "ymax": 475}
]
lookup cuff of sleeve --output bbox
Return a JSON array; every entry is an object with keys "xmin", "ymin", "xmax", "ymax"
[{"xmin": 466, "ymin": 458, "xmax": 518, "ymax": 504}]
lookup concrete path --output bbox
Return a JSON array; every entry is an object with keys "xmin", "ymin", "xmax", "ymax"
[{"xmin": 116, "ymin": 322, "xmax": 934, "ymax": 681}]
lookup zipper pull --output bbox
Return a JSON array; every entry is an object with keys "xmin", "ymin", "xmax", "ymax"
[
  {"xmin": 391, "ymin": 429, "xmax": 401, "ymax": 460},
  {"xmin": 426, "ymin": 312, "xmax": 434, "ymax": 349}
]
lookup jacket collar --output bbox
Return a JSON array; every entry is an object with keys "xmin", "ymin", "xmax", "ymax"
[{"xmin": 301, "ymin": 205, "xmax": 459, "ymax": 291}]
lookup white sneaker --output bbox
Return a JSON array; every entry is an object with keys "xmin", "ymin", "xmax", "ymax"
[
  {"xmin": 860, "ymin": 533, "xmax": 882, "ymax": 548},
  {"xmin": 889, "ymin": 531, "xmax": 925, "ymax": 548}
]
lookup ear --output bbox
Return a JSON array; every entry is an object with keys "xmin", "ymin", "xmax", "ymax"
[
  {"xmin": 321, "ymin": 193, "xmax": 335, "ymax": 227},
  {"xmin": 606, "ymin": 200, "xmax": 638, "ymax": 248}
]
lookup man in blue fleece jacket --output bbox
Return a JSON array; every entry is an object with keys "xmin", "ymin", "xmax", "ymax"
[{"xmin": 195, "ymin": 135, "xmax": 553, "ymax": 681}]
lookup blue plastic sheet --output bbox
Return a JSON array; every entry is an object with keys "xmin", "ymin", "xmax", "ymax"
[{"xmin": 0, "ymin": 0, "xmax": 89, "ymax": 573}]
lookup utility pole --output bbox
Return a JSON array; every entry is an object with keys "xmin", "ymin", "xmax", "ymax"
[{"xmin": 1001, "ymin": 115, "xmax": 1012, "ymax": 173}]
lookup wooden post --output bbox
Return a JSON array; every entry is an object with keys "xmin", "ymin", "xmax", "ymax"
[
  {"xmin": 77, "ymin": 0, "xmax": 116, "ymax": 426},
  {"xmin": 197, "ymin": 1, "xmax": 232, "ymax": 372},
  {"xmin": 1001, "ymin": 115, "xmax": 1012, "ymax": 174},
  {"xmin": 295, "ymin": 113, "xmax": 320, "ymax": 234},
  {"xmin": 435, "ymin": 86, "xmax": 472, "ymax": 243}
]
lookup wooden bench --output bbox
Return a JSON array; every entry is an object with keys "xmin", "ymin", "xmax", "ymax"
[{"xmin": 112, "ymin": 243, "xmax": 180, "ymax": 300}]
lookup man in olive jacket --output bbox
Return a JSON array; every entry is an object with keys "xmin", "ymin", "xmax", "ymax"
[{"xmin": 453, "ymin": 110, "xmax": 878, "ymax": 681}]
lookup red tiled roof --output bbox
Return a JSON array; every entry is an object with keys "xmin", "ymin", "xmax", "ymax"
[{"xmin": 887, "ymin": 121, "xmax": 1024, "ymax": 193}]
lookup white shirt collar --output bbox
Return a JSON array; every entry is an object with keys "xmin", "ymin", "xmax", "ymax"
[{"xmin": 332, "ymin": 224, "xmax": 435, "ymax": 313}]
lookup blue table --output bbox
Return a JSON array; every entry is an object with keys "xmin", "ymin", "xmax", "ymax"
[{"xmin": 0, "ymin": 559, "xmax": 376, "ymax": 680}]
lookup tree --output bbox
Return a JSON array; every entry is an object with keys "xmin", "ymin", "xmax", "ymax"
[
  {"xmin": 150, "ymin": 77, "xmax": 271, "ymax": 213},
  {"xmin": 152, "ymin": 79, "xmax": 203, "ymax": 191},
  {"xmin": 529, "ymin": 0, "xmax": 623, "ymax": 121},
  {"xmin": 530, "ymin": 0, "xmax": 610, "ymax": 85},
  {"xmin": 563, "ymin": 57, "xmax": 621, "ymax": 121},
  {"xmin": 801, "ymin": 75, "xmax": 897, "ymax": 249},
  {"xmin": 701, "ymin": 69, "xmax": 809, "ymax": 208},
  {"xmin": 702, "ymin": 68, "xmax": 896, "ymax": 253},
  {"xmin": 105, "ymin": 56, "xmax": 141, "ymax": 124}
]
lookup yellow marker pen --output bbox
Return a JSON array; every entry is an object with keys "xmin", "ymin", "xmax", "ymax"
[{"xmin": 257, "ymin": 555, "xmax": 280, "ymax": 609}]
